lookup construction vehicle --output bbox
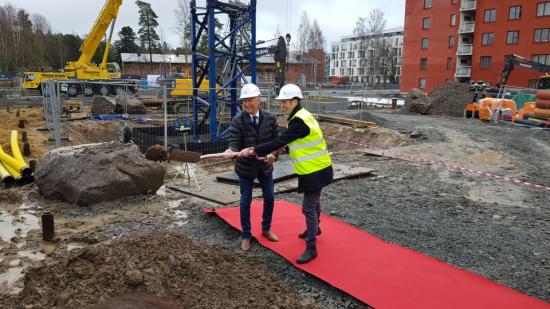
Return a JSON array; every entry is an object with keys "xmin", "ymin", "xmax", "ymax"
[
  {"xmin": 466, "ymin": 54, "xmax": 550, "ymax": 124},
  {"xmin": 496, "ymin": 54, "xmax": 550, "ymax": 90},
  {"xmin": 22, "ymin": 0, "xmax": 137, "ymax": 96}
]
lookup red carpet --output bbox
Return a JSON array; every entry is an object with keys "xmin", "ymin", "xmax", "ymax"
[{"xmin": 208, "ymin": 200, "xmax": 549, "ymax": 309}]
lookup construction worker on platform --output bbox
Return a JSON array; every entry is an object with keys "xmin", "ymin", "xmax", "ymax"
[
  {"xmin": 224, "ymin": 83, "xmax": 280, "ymax": 251},
  {"xmin": 239, "ymin": 83, "xmax": 333, "ymax": 264}
]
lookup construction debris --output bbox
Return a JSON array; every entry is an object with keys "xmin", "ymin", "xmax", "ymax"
[{"xmin": 34, "ymin": 141, "xmax": 165, "ymax": 205}]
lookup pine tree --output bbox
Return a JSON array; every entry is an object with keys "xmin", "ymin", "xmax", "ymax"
[{"xmin": 136, "ymin": 0, "xmax": 160, "ymax": 70}]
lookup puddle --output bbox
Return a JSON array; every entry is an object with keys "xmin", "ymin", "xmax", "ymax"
[
  {"xmin": 67, "ymin": 243, "xmax": 84, "ymax": 252},
  {"xmin": 0, "ymin": 209, "xmax": 40, "ymax": 243},
  {"xmin": 17, "ymin": 250, "xmax": 45, "ymax": 261},
  {"xmin": 156, "ymin": 185, "xmax": 167, "ymax": 196},
  {"xmin": 0, "ymin": 266, "xmax": 24, "ymax": 295},
  {"xmin": 165, "ymin": 199, "xmax": 189, "ymax": 226}
]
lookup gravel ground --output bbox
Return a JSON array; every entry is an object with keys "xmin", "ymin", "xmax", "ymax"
[{"xmin": 2, "ymin": 108, "xmax": 549, "ymax": 307}]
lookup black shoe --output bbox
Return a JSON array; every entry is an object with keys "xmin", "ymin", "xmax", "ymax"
[
  {"xmin": 298, "ymin": 227, "xmax": 322, "ymax": 239},
  {"xmin": 296, "ymin": 249, "xmax": 317, "ymax": 264}
]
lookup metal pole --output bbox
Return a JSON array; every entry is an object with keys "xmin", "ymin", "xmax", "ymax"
[{"xmin": 163, "ymin": 85, "xmax": 168, "ymax": 150}]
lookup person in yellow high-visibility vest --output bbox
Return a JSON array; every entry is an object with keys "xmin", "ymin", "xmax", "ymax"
[{"xmin": 239, "ymin": 84, "xmax": 333, "ymax": 264}]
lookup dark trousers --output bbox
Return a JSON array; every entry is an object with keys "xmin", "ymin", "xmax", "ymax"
[
  {"xmin": 302, "ymin": 190, "xmax": 321, "ymax": 250},
  {"xmin": 239, "ymin": 174, "xmax": 275, "ymax": 240}
]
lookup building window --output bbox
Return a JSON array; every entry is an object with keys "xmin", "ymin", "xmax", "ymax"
[
  {"xmin": 447, "ymin": 57, "xmax": 453, "ymax": 70},
  {"xmin": 484, "ymin": 9, "xmax": 496, "ymax": 22},
  {"xmin": 420, "ymin": 58, "xmax": 428, "ymax": 70},
  {"xmin": 534, "ymin": 28, "xmax": 550, "ymax": 43},
  {"xmin": 509, "ymin": 5, "xmax": 522, "ymax": 20},
  {"xmin": 482, "ymin": 33, "xmax": 494, "ymax": 46},
  {"xmin": 528, "ymin": 80, "xmax": 539, "ymax": 89},
  {"xmin": 507, "ymin": 31, "xmax": 519, "ymax": 44},
  {"xmin": 424, "ymin": 0, "xmax": 431, "ymax": 8},
  {"xmin": 448, "ymin": 36, "xmax": 455, "ymax": 48},
  {"xmin": 480, "ymin": 56, "xmax": 492, "ymax": 69},
  {"xmin": 451, "ymin": 0, "xmax": 457, "ymax": 4},
  {"xmin": 537, "ymin": 2, "xmax": 550, "ymax": 17},
  {"xmin": 423, "ymin": 17, "xmax": 431, "ymax": 29},
  {"xmin": 450, "ymin": 14, "xmax": 456, "ymax": 26},
  {"xmin": 419, "ymin": 78, "xmax": 426, "ymax": 89},
  {"xmin": 532, "ymin": 54, "xmax": 550, "ymax": 65},
  {"xmin": 421, "ymin": 38, "xmax": 429, "ymax": 49}
]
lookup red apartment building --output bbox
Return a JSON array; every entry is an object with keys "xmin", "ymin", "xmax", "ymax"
[{"xmin": 401, "ymin": 0, "xmax": 550, "ymax": 93}]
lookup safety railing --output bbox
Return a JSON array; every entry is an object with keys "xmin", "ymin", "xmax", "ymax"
[
  {"xmin": 457, "ymin": 43, "xmax": 473, "ymax": 56},
  {"xmin": 460, "ymin": 0, "xmax": 476, "ymax": 11},
  {"xmin": 455, "ymin": 66, "xmax": 472, "ymax": 78},
  {"xmin": 459, "ymin": 21, "xmax": 475, "ymax": 33}
]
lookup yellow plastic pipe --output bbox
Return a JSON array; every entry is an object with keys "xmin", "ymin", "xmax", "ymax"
[
  {"xmin": 0, "ymin": 161, "xmax": 13, "ymax": 179},
  {"xmin": 0, "ymin": 144, "xmax": 30, "ymax": 176},
  {"xmin": 10, "ymin": 130, "xmax": 25, "ymax": 164},
  {"xmin": 2, "ymin": 159, "xmax": 22, "ymax": 180},
  {"xmin": 0, "ymin": 162, "xmax": 15, "ymax": 187}
]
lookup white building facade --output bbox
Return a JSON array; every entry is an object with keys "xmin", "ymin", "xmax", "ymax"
[{"xmin": 330, "ymin": 27, "xmax": 404, "ymax": 85}]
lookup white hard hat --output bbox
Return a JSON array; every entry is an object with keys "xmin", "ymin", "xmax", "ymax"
[
  {"xmin": 240, "ymin": 83, "xmax": 261, "ymax": 99},
  {"xmin": 276, "ymin": 84, "xmax": 303, "ymax": 100}
]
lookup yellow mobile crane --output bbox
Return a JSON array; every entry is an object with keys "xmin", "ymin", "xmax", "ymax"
[{"xmin": 22, "ymin": 0, "xmax": 137, "ymax": 96}]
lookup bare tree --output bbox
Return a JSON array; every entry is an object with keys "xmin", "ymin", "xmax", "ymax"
[
  {"xmin": 295, "ymin": 11, "xmax": 310, "ymax": 54},
  {"xmin": 31, "ymin": 13, "xmax": 51, "ymax": 33},
  {"xmin": 173, "ymin": 0, "xmax": 191, "ymax": 65},
  {"xmin": 307, "ymin": 19, "xmax": 325, "ymax": 50},
  {"xmin": 352, "ymin": 9, "xmax": 388, "ymax": 86}
]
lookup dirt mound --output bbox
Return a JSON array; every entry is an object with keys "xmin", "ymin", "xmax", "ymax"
[
  {"xmin": 322, "ymin": 124, "xmax": 408, "ymax": 150},
  {"xmin": 404, "ymin": 82, "xmax": 472, "ymax": 117},
  {"xmin": 428, "ymin": 81, "xmax": 472, "ymax": 117},
  {"xmin": 7, "ymin": 233, "xmax": 315, "ymax": 309}
]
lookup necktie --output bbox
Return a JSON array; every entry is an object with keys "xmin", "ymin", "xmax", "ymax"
[{"xmin": 253, "ymin": 116, "xmax": 258, "ymax": 126}]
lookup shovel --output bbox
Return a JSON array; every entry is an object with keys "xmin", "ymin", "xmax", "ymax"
[{"xmin": 145, "ymin": 145, "xmax": 201, "ymax": 163}]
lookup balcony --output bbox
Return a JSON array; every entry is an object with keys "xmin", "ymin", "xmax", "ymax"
[
  {"xmin": 456, "ymin": 43, "xmax": 473, "ymax": 56},
  {"xmin": 459, "ymin": 21, "xmax": 475, "ymax": 34},
  {"xmin": 455, "ymin": 66, "xmax": 471, "ymax": 78},
  {"xmin": 460, "ymin": 0, "xmax": 476, "ymax": 11}
]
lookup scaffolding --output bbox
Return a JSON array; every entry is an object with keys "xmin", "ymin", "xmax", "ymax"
[{"xmin": 190, "ymin": 0, "xmax": 257, "ymax": 141}]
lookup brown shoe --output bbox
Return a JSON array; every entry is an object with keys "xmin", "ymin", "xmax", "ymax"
[
  {"xmin": 261, "ymin": 230, "xmax": 279, "ymax": 242},
  {"xmin": 241, "ymin": 239, "xmax": 251, "ymax": 251}
]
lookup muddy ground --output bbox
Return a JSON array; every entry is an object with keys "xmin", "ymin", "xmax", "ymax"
[{"xmin": 1, "ymin": 105, "xmax": 549, "ymax": 308}]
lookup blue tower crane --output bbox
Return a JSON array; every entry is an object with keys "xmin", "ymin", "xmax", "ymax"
[{"xmin": 190, "ymin": 0, "xmax": 257, "ymax": 141}]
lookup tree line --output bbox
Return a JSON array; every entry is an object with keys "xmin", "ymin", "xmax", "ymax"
[{"xmin": 0, "ymin": 0, "xmax": 331, "ymax": 77}]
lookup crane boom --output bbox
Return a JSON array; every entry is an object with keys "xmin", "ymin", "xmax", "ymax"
[{"xmin": 78, "ymin": 0, "xmax": 123, "ymax": 65}]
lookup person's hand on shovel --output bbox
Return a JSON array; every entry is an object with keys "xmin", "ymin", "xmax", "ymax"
[
  {"xmin": 238, "ymin": 147, "xmax": 256, "ymax": 158},
  {"xmin": 223, "ymin": 149, "xmax": 238, "ymax": 159}
]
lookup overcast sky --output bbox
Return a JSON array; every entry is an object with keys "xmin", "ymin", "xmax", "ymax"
[{"xmin": 8, "ymin": 0, "xmax": 405, "ymax": 50}]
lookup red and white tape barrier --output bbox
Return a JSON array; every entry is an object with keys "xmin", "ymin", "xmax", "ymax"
[{"xmin": 325, "ymin": 135, "xmax": 550, "ymax": 192}]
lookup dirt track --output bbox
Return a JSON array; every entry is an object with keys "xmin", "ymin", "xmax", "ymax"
[{"xmin": 1, "ymin": 107, "xmax": 550, "ymax": 308}]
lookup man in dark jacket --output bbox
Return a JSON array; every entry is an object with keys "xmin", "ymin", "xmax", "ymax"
[
  {"xmin": 224, "ymin": 83, "xmax": 280, "ymax": 251},
  {"xmin": 239, "ymin": 84, "xmax": 333, "ymax": 264}
]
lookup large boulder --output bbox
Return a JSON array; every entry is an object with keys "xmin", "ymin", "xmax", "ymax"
[
  {"xmin": 91, "ymin": 95, "xmax": 146, "ymax": 115},
  {"xmin": 91, "ymin": 96, "xmax": 115, "ymax": 115},
  {"xmin": 115, "ymin": 93, "xmax": 146, "ymax": 114},
  {"xmin": 404, "ymin": 88, "xmax": 432, "ymax": 114},
  {"xmin": 34, "ymin": 142, "xmax": 165, "ymax": 205}
]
